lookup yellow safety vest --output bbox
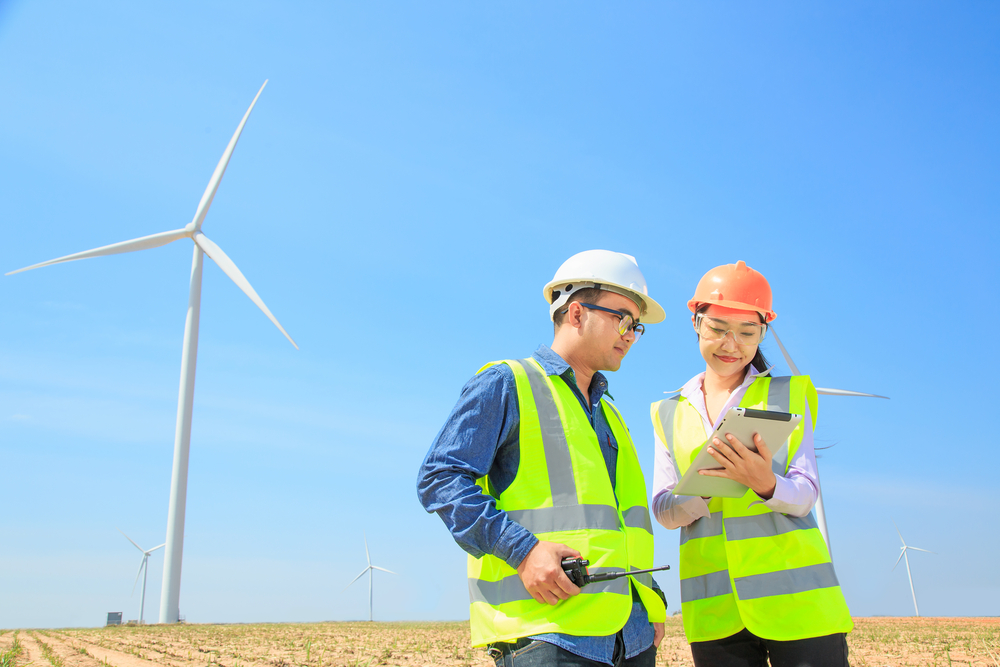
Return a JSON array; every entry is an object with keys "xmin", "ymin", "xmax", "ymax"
[
  {"xmin": 651, "ymin": 375, "xmax": 853, "ymax": 643},
  {"xmin": 468, "ymin": 358, "xmax": 666, "ymax": 647}
]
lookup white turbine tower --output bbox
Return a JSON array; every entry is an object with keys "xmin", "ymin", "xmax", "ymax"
[
  {"xmin": 7, "ymin": 81, "xmax": 297, "ymax": 623},
  {"xmin": 119, "ymin": 529, "xmax": 165, "ymax": 625},
  {"xmin": 768, "ymin": 326, "xmax": 888, "ymax": 555},
  {"xmin": 892, "ymin": 520, "xmax": 934, "ymax": 617},
  {"xmin": 345, "ymin": 534, "xmax": 396, "ymax": 622}
]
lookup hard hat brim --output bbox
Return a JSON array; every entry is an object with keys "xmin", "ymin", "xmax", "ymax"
[
  {"xmin": 545, "ymin": 277, "xmax": 666, "ymax": 324},
  {"xmin": 687, "ymin": 298, "xmax": 776, "ymax": 322}
]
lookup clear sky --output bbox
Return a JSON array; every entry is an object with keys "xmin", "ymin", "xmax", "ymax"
[{"xmin": 1, "ymin": 1, "xmax": 997, "ymax": 629}]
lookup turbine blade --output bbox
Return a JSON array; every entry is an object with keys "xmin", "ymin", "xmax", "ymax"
[
  {"xmin": 131, "ymin": 557, "xmax": 145, "ymax": 597},
  {"xmin": 344, "ymin": 567, "xmax": 370, "ymax": 591},
  {"xmin": 816, "ymin": 387, "xmax": 890, "ymax": 399},
  {"xmin": 148, "ymin": 543, "xmax": 166, "ymax": 553},
  {"xmin": 188, "ymin": 81, "xmax": 267, "ymax": 232},
  {"xmin": 118, "ymin": 528, "xmax": 145, "ymax": 553},
  {"xmin": 371, "ymin": 566, "xmax": 396, "ymax": 575},
  {"xmin": 364, "ymin": 533, "xmax": 371, "ymax": 567},
  {"xmin": 892, "ymin": 549, "xmax": 905, "ymax": 570},
  {"xmin": 908, "ymin": 547, "xmax": 935, "ymax": 554},
  {"xmin": 892, "ymin": 519, "xmax": 907, "ymax": 546},
  {"xmin": 193, "ymin": 232, "xmax": 298, "ymax": 349},
  {"xmin": 767, "ymin": 325, "xmax": 801, "ymax": 376},
  {"xmin": 6, "ymin": 228, "xmax": 190, "ymax": 276}
]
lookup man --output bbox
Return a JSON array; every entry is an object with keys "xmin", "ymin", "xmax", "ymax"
[{"xmin": 417, "ymin": 250, "xmax": 668, "ymax": 667}]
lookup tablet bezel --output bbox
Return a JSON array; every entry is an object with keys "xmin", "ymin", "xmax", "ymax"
[{"xmin": 672, "ymin": 407, "xmax": 803, "ymax": 499}]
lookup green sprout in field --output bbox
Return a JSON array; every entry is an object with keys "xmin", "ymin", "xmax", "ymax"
[{"xmin": 0, "ymin": 632, "xmax": 23, "ymax": 667}]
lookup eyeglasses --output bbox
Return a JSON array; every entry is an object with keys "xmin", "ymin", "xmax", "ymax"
[
  {"xmin": 695, "ymin": 313, "xmax": 766, "ymax": 345},
  {"xmin": 580, "ymin": 303, "xmax": 645, "ymax": 340}
]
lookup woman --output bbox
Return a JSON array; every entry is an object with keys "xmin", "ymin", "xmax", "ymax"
[{"xmin": 650, "ymin": 261, "xmax": 852, "ymax": 667}]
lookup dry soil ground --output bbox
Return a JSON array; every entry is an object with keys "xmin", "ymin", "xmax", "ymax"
[{"xmin": 1, "ymin": 618, "xmax": 998, "ymax": 667}]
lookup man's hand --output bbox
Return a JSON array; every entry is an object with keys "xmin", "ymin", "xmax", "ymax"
[
  {"xmin": 700, "ymin": 432, "xmax": 777, "ymax": 499},
  {"xmin": 516, "ymin": 541, "xmax": 582, "ymax": 605},
  {"xmin": 653, "ymin": 622, "xmax": 664, "ymax": 648}
]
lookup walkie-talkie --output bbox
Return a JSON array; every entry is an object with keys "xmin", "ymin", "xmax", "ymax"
[{"xmin": 560, "ymin": 558, "xmax": 670, "ymax": 588}]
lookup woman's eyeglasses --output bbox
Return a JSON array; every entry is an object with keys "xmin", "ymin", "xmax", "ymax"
[{"xmin": 695, "ymin": 313, "xmax": 766, "ymax": 345}]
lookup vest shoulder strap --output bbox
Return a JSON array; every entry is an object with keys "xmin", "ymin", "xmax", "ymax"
[{"xmin": 651, "ymin": 395, "xmax": 682, "ymax": 457}]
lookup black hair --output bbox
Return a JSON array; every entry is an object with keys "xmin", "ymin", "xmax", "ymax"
[
  {"xmin": 552, "ymin": 287, "xmax": 605, "ymax": 329},
  {"xmin": 694, "ymin": 304, "xmax": 770, "ymax": 374}
]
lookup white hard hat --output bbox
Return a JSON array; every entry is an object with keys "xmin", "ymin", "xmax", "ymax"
[{"xmin": 543, "ymin": 250, "xmax": 665, "ymax": 324}]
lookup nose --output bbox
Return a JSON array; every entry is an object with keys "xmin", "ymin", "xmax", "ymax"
[{"xmin": 719, "ymin": 330, "xmax": 739, "ymax": 348}]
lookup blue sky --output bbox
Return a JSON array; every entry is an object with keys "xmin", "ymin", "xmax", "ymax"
[{"xmin": 1, "ymin": 1, "xmax": 997, "ymax": 628}]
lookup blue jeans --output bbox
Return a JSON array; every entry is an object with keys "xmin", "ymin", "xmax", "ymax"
[{"xmin": 488, "ymin": 635, "xmax": 657, "ymax": 667}]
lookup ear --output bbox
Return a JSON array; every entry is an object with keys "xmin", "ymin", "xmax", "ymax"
[
  {"xmin": 691, "ymin": 313, "xmax": 697, "ymax": 330},
  {"xmin": 566, "ymin": 301, "xmax": 586, "ymax": 329}
]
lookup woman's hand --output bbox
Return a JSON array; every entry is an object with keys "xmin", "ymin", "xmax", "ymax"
[{"xmin": 700, "ymin": 432, "xmax": 777, "ymax": 499}]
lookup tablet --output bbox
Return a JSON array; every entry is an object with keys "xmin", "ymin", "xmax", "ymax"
[{"xmin": 672, "ymin": 407, "xmax": 802, "ymax": 499}]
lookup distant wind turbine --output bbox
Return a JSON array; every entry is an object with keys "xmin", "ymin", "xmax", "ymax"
[
  {"xmin": 345, "ymin": 534, "xmax": 396, "ymax": 622},
  {"xmin": 119, "ymin": 529, "xmax": 165, "ymax": 625},
  {"xmin": 892, "ymin": 520, "xmax": 934, "ymax": 617},
  {"xmin": 768, "ymin": 325, "xmax": 888, "ymax": 554},
  {"xmin": 7, "ymin": 81, "xmax": 297, "ymax": 624}
]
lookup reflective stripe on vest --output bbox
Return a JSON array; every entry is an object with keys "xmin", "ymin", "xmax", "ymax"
[
  {"xmin": 680, "ymin": 511, "xmax": 723, "ymax": 545},
  {"xmin": 469, "ymin": 568, "xmax": 630, "ymax": 605},
  {"xmin": 734, "ymin": 562, "xmax": 840, "ymax": 600},
  {"xmin": 622, "ymin": 505, "xmax": 654, "ymax": 535},
  {"xmin": 506, "ymin": 505, "xmax": 620, "ymax": 533},
  {"xmin": 681, "ymin": 569, "xmax": 733, "ymax": 602},
  {"xmin": 679, "ymin": 511, "xmax": 816, "ymax": 545},
  {"xmin": 652, "ymin": 375, "xmax": 852, "ymax": 643},
  {"xmin": 468, "ymin": 358, "xmax": 665, "ymax": 646},
  {"xmin": 518, "ymin": 358, "xmax": 578, "ymax": 506},
  {"xmin": 724, "ymin": 512, "xmax": 819, "ymax": 541},
  {"xmin": 768, "ymin": 376, "xmax": 791, "ymax": 412}
]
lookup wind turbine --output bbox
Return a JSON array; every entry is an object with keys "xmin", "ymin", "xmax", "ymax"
[
  {"xmin": 7, "ymin": 81, "xmax": 297, "ymax": 623},
  {"xmin": 892, "ymin": 520, "xmax": 934, "ymax": 616},
  {"xmin": 345, "ymin": 534, "xmax": 396, "ymax": 622},
  {"xmin": 768, "ymin": 325, "xmax": 888, "ymax": 554},
  {"xmin": 119, "ymin": 529, "xmax": 165, "ymax": 625}
]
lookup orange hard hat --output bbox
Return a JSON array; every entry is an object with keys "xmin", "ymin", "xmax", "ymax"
[{"xmin": 687, "ymin": 260, "xmax": 776, "ymax": 322}]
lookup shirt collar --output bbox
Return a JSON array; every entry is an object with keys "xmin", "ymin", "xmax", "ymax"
[
  {"xmin": 532, "ymin": 343, "xmax": 570, "ymax": 376},
  {"xmin": 532, "ymin": 344, "xmax": 613, "ymax": 402},
  {"xmin": 674, "ymin": 363, "xmax": 773, "ymax": 400}
]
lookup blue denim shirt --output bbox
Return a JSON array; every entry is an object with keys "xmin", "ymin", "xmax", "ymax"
[{"xmin": 417, "ymin": 344, "xmax": 657, "ymax": 664}]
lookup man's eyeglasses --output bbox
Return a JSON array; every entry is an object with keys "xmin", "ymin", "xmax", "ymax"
[
  {"xmin": 694, "ymin": 313, "xmax": 766, "ymax": 345},
  {"xmin": 572, "ymin": 303, "xmax": 645, "ymax": 340}
]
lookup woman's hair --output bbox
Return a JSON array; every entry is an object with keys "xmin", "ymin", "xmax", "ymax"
[{"xmin": 694, "ymin": 304, "xmax": 771, "ymax": 374}]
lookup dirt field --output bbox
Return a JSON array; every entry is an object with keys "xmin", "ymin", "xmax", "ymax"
[{"xmin": 1, "ymin": 618, "xmax": 997, "ymax": 667}]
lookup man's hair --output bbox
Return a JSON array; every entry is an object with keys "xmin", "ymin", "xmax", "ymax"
[{"xmin": 552, "ymin": 287, "xmax": 606, "ymax": 329}]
